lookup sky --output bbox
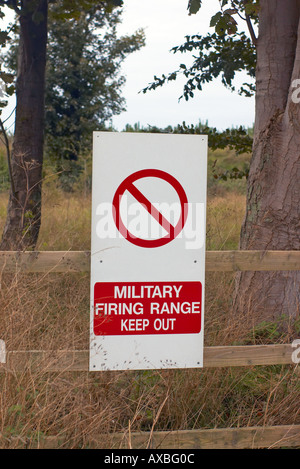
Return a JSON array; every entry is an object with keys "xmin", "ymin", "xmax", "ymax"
[
  {"xmin": 111, "ymin": 0, "xmax": 255, "ymax": 131},
  {"xmin": 1, "ymin": 0, "xmax": 255, "ymax": 133}
]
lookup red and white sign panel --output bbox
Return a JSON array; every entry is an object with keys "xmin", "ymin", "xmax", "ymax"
[
  {"xmin": 94, "ymin": 281, "xmax": 202, "ymax": 336},
  {"xmin": 90, "ymin": 132, "xmax": 207, "ymax": 371},
  {"xmin": 112, "ymin": 169, "xmax": 188, "ymax": 248}
]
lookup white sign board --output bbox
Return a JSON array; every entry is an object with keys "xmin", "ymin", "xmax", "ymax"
[{"xmin": 90, "ymin": 132, "xmax": 207, "ymax": 371}]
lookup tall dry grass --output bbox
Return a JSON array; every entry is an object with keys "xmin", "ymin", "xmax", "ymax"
[{"xmin": 0, "ymin": 186, "xmax": 299, "ymax": 448}]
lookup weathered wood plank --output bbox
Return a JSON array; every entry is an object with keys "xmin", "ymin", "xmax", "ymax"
[
  {"xmin": 111, "ymin": 424, "xmax": 300, "ymax": 449},
  {"xmin": 0, "ymin": 251, "xmax": 90, "ymax": 273},
  {"xmin": 1, "ymin": 350, "xmax": 90, "ymax": 373},
  {"xmin": 0, "ymin": 250, "xmax": 299, "ymax": 273},
  {"xmin": 4, "ymin": 424, "xmax": 300, "ymax": 449},
  {"xmin": 205, "ymin": 250, "xmax": 300, "ymax": 272},
  {"xmin": 203, "ymin": 344, "xmax": 294, "ymax": 367},
  {"xmin": 0, "ymin": 344, "xmax": 294, "ymax": 373}
]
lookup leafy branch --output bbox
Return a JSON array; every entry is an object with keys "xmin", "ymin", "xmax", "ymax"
[
  {"xmin": 141, "ymin": 32, "xmax": 256, "ymax": 100},
  {"xmin": 188, "ymin": 0, "xmax": 259, "ymax": 44},
  {"xmin": 0, "ymin": 1, "xmax": 21, "ymax": 14}
]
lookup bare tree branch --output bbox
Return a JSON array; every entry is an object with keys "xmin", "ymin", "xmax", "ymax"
[{"xmin": 245, "ymin": 13, "xmax": 257, "ymax": 45}]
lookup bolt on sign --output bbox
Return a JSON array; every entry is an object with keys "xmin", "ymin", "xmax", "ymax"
[{"xmin": 90, "ymin": 132, "xmax": 208, "ymax": 371}]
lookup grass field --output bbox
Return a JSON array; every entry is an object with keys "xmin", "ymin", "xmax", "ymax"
[{"xmin": 0, "ymin": 156, "xmax": 299, "ymax": 449}]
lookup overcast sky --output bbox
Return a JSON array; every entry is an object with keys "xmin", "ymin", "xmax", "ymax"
[
  {"xmin": 112, "ymin": 0, "xmax": 255, "ymax": 131},
  {"xmin": 1, "ymin": 0, "xmax": 255, "ymax": 133}
]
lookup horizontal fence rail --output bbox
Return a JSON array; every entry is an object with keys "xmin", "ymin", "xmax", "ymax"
[
  {"xmin": 0, "ymin": 250, "xmax": 299, "ymax": 273},
  {"xmin": 1, "ymin": 424, "xmax": 300, "ymax": 449},
  {"xmin": 0, "ymin": 344, "xmax": 296, "ymax": 373},
  {"xmin": 112, "ymin": 424, "xmax": 300, "ymax": 450}
]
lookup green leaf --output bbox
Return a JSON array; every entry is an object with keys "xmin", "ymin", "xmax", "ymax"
[
  {"xmin": 110, "ymin": 0, "xmax": 123, "ymax": 6},
  {"xmin": 223, "ymin": 8, "xmax": 237, "ymax": 16},
  {"xmin": 0, "ymin": 30, "xmax": 10, "ymax": 46},
  {"xmin": 188, "ymin": 0, "xmax": 202, "ymax": 15},
  {"xmin": 6, "ymin": 84, "xmax": 15, "ymax": 96},
  {"xmin": 210, "ymin": 12, "xmax": 222, "ymax": 27},
  {"xmin": 0, "ymin": 71, "xmax": 14, "ymax": 84},
  {"xmin": 215, "ymin": 16, "xmax": 228, "ymax": 36},
  {"xmin": 244, "ymin": 1, "xmax": 260, "ymax": 16},
  {"xmin": 227, "ymin": 22, "xmax": 238, "ymax": 35}
]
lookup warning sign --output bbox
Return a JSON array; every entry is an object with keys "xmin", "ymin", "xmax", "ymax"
[
  {"xmin": 112, "ymin": 169, "xmax": 188, "ymax": 248},
  {"xmin": 90, "ymin": 132, "xmax": 207, "ymax": 371},
  {"xmin": 94, "ymin": 281, "xmax": 202, "ymax": 335}
]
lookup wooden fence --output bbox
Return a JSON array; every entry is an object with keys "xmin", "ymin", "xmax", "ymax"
[
  {"xmin": 0, "ymin": 249, "xmax": 299, "ymax": 273},
  {"xmin": 0, "ymin": 250, "xmax": 299, "ymax": 449}
]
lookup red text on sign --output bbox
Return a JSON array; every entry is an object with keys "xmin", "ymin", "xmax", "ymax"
[{"xmin": 93, "ymin": 281, "xmax": 202, "ymax": 336}]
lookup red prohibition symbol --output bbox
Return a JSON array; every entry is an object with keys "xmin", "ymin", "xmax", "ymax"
[{"xmin": 112, "ymin": 169, "xmax": 188, "ymax": 248}]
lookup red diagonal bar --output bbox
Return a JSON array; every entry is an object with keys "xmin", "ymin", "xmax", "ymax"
[{"xmin": 127, "ymin": 182, "xmax": 175, "ymax": 238}]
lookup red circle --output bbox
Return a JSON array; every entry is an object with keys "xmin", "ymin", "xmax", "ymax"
[{"xmin": 112, "ymin": 169, "xmax": 188, "ymax": 248}]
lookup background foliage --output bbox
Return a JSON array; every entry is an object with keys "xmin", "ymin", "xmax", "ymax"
[{"xmin": 45, "ymin": 4, "xmax": 144, "ymax": 190}]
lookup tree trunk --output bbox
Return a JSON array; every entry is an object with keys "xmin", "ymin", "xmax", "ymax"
[
  {"xmin": 0, "ymin": 1, "xmax": 48, "ymax": 250},
  {"xmin": 234, "ymin": 0, "xmax": 300, "ymax": 323}
]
